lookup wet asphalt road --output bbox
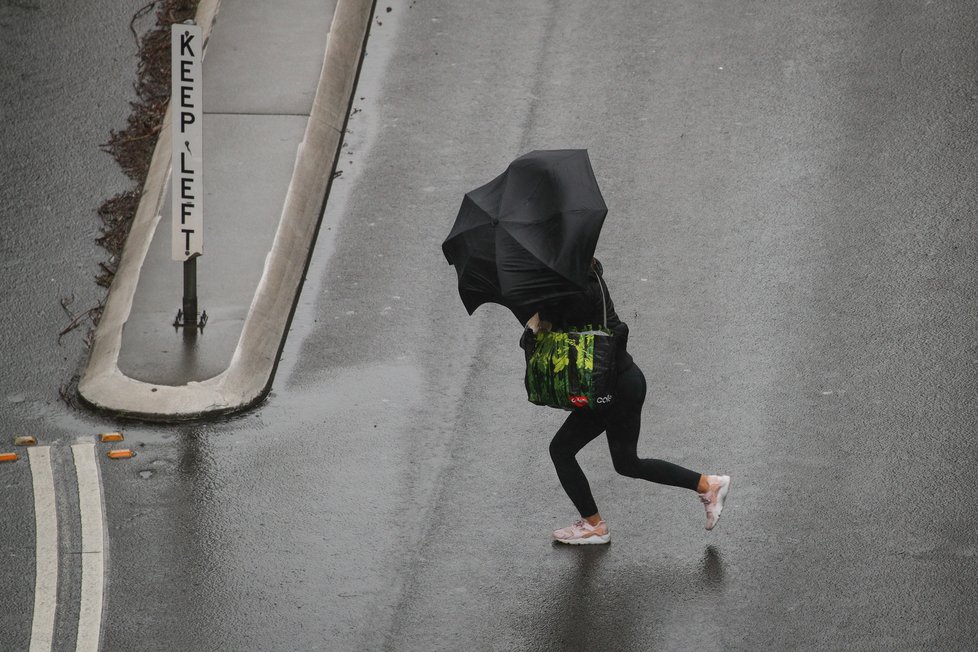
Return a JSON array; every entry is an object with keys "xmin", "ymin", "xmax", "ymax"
[
  {"xmin": 4, "ymin": 0, "xmax": 978, "ymax": 650},
  {"xmin": 0, "ymin": 1, "xmax": 149, "ymax": 649}
]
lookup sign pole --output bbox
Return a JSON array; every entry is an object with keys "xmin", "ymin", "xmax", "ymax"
[
  {"xmin": 183, "ymin": 256, "xmax": 198, "ymax": 328},
  {"xmin": 171, "ymin": 20, "xmax": 206, "ymax": 332}
]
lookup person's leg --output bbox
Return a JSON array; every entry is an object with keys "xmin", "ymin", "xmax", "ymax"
[
  {"xmin": 549, "ymin": 410, "xmax": 606, "ymax": 519},
  {"xmin": 549, "ymin": 411, "xmax": 612, "ymax": 544},
  {"xmin": 605, "ymin": 364, "xmax": 701, "ymax": 490},
  {"xmin": 606, "ymin": 363, "xmax": 732, "ymax": 529}
]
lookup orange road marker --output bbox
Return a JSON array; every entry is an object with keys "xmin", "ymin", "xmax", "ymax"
[
  {"xmin": 99, "ymin": 432, "xmax": 124, "ymax": 443},
  {"xmin": 106, "ymin": 449, "xmax": 135, "ymax": 459},
  {"xmin": 14, "ymin": 436, "xmax": 37, "ymax": 446},
  {"xmin": 0, "ymin": 452, "xmax": 18, "ymax": 463}
]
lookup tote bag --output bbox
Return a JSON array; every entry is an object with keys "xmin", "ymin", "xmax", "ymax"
[{"xmin": 523, "ymin": 275, "xmax": 618, "ymax": 410}]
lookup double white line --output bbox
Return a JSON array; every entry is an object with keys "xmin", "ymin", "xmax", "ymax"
[{"xmin": 27, "ymin": 444, "xmax": 106, "ymax": 652}]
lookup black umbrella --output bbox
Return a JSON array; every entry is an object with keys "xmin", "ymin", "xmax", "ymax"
[{"xmin": 442, "ymin": 149, "xmax": 607, "ymax": 320}]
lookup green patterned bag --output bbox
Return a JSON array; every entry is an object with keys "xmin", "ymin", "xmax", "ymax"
[
  {"xmin": 524, "ymin": 327, "xmax": 617, "ymax": 410},
  {"xmin": 523, "ymin": 275, "xmax": 618, "ymax": 410}
]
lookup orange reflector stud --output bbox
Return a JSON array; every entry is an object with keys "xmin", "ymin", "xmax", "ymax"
[
  {"xmin": 99, "ymin": 432, "xmax": 124, "ymax": 443},
  {"xmin": 14, "ymin": 436, "xmax": 37, "ymax": 446},
  {"xmin": 107, "ymin": 449, "xmax": 135, "ymax": 460},
  {"xmin": 0, "ymin": 452, "xmax": 18, "ymax": 463}
]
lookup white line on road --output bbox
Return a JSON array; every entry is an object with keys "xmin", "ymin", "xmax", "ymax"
[
  {"xmin": 28, "ymin": 446, "xmax": 58, "ymax": 652},
  {"xmin": 71, "ymin": 443, "xmax": 106, "ymax": 652}
]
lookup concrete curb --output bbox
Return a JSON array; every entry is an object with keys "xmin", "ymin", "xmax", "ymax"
[{"xmin": 77, "ymin": 0, "xmax": 376, "ymax": 421}]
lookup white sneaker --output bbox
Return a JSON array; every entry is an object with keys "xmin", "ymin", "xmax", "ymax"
[{"xmin": 699, "ymin": 475, "xmax": 730, "ymax": 531}]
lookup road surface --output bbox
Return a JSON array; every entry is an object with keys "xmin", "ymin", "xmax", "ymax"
[{"xmin": 2, "ymin": 0, "xmax": 977, "ymax": 650}]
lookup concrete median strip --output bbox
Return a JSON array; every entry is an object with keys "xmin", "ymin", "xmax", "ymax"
[{"xmin": 78, "ymin": 0, "xmax": 375, "ymax": 420}]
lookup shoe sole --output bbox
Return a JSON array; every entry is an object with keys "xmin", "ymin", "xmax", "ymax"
[
  {"xmin": 552, "ymin": 534, "xmax": 611, "ymax": 545},
  {"xmin": 705, "ymin": 476, "xmax": 731, "ymax": 531}
]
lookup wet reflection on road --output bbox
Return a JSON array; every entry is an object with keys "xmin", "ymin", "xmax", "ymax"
[{"xmin": 521, "ymin": 543, "xmax": 727, "ymax": 649}]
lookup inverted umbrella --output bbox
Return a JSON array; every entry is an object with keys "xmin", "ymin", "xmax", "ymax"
[{"xmin": 442, "ymin": 149, "xmax": 607, "ymax": 320}]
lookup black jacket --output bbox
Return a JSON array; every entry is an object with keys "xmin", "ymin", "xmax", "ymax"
[{"xmin": 520, "ymin": 259, "xmax": 634, "ymax": 371}]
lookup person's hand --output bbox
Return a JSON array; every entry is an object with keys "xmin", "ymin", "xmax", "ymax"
[{"xmin": 526, "ymin": 313, "xmax": 552, "ymax": 334}]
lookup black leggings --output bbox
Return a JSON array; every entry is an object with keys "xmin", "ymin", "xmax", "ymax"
[{"xmin": 548, "ymin": 363, "xmax": 701, "ymax": 517}]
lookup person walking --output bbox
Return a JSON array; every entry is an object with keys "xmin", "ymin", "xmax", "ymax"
[{"xmin": 521, "ymin": 259, "xmax": 731, "ymax": 545}]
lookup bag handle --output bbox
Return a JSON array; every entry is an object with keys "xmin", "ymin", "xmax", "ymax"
[{"xmin": 595, "ymin": 272, "xmax": 608, "ymax": 329}]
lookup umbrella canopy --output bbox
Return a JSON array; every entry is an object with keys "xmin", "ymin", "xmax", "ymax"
[{"xmin": 442, "ymin": 149, "xmax": 607, "ymax": 319}]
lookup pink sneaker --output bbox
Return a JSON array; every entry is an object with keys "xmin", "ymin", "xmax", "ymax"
[
  {"xmin": 552, "ymin": 519, "xmax": 611, "ymax": 545},
  {"xmin": 699, "ymin": 475, "xmax": 731, "ymax": 531}
]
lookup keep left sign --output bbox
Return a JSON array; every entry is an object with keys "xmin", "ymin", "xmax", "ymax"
[{"xmin": 171, "ymin": 23, "xmax": 203, "ymax": 261}]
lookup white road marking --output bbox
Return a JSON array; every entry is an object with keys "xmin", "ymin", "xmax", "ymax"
[
  {"xmin": 28, "ymin": 446, "xmax": 58, "ymax": 652},
  {"xmin": 71, "ymin": 443, "xmax": 106, "ymax": 652}
]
